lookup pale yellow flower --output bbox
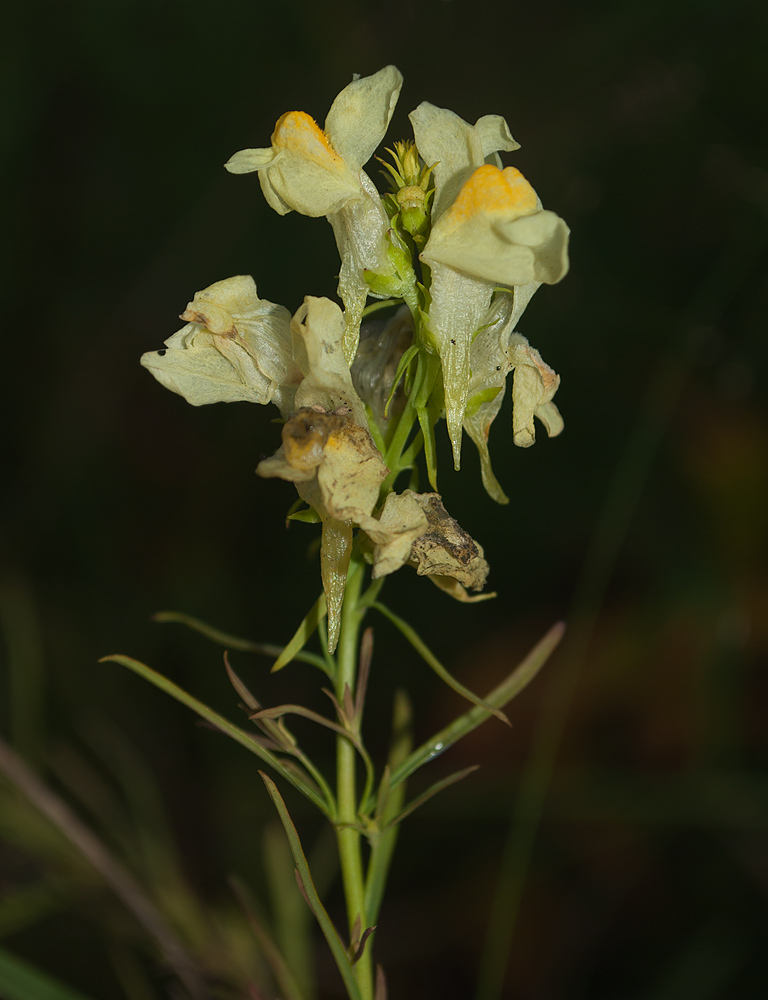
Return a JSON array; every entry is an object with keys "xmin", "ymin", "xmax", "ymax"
[
  {"xmin": 409, "ymin": 102, "xmax": 569, "ymax": 469},
  {"xmin": 225, "ymin": 67, "xmax": 404, "ymax": 362}
]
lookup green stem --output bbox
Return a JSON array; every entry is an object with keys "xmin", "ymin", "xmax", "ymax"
[{"xmin": 335, "ymin": 556, "xmax": 374, "ymax": 1000}]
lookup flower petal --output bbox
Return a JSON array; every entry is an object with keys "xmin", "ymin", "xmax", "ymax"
[
  {"xmin": 324, "ymin": 65, "xmax": 403, "ymax": 173},
  {"xmin": 462, "ymin": 283, "xmax": 540, "ymax": 502},
  {"xmin": 507, "ymin": 333, "xmax": 563, "ymax": 447},
  {"xmin": 406, "ymin": 493, "xmax": 490, "ymax": 595},
  {"xmin": 141, "ymin": 276, "xmax": 296, "ymax": 408},
  {"xmin": 422, "ymin": 164, "xmax": 570, "ymax": 287},
  {"xmin": 141, "ymin": 325, "xmax": 270, "ymax": 406},
  {"xmin": 409, "ymin": 103, "xmax": 519, "ymax": 220},
  {"xmin": 362, "ymin": 491, "xmax": 428, "ymax": 579},
  {"xmin": 256, "ymin": 407, "xmax": 388, "ymax": 652},
  {"xmin": 291, "ymin": 297, "xmax": 368, "ymax": 426},
  {"xmin": 226, "ymin": 112, "xmax": 362, "ymax": 217}
]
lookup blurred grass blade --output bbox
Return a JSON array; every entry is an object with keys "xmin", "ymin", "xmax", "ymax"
[
  {"xmin": 153, "ymin": 610, "xmax": 329, "ymax": 672},
  {"xmin": 229, "ymin": 877, "xmax": 308, "ymax": 1000},
  {"xmin": 100, "ymin": 655, "xmax": 329, "ymax": 816},
  {"xmin": 0, "ymin": 945, "xmax": 96, "ymax": 1000},
  {"xmin": 371, "ymin": 602, "xmax": 509, "ymax": 723},
  {"xmin": 383, "ymin": 766, "xmax": 479, "ymax": 831},
  {"xmin": 0, "ymin": 738, "xmax": 205, "ymax": 999},
  {"xmin": 272, "ymin": 594, "xmax": 329, "ymax": 673},
  {"xmin": 383, "ymin": 622, "xmax": 565, "ymax": 800},
  {"xmin": 263, "ymin": 822, "xmax": 317, "ymax": 1000},
  {"xmin": 260, "ymin": 772, "xmax": 364, "ymax": 1000}
]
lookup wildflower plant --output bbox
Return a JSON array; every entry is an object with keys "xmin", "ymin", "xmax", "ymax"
[{"xmin": 108, "ymin": 66, "xmax": 569, "ymax": 1000}]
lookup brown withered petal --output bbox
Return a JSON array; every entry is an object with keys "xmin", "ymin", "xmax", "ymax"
[
  {"xmin": 363, "ymin": 491, "xmax": 428, "ymax": 579},
  {"xmin": 407, "ymin": 493, "xmax": 490, "ymax": 593}
]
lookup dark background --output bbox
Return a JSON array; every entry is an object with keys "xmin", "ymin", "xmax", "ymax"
[{"xmin": 2, "ymin": 0, "xmax": 767, "ymax": 998}]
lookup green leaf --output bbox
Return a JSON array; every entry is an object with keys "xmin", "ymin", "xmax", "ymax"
[
  {"xmin": 100, "ymin": 655, "xmax": 330, "ymax": 816},
  {"xmin": 0, "ymin": 945, "xmax": 96, "ymax": 1000},
  {"xmin": 371, "ymin": 602, "xmax": 509, "ymax": 725},
  {"xmin": 383, "ymin": 343, "xmax": 418, "ymax": 419},
  {"xmin": 152, "ymin": 610, "xmax": 328, "ymax": 671},
  {"xmin": 260, "ymin": 773, "xmax": 364, "ymax": 1000},
  {"xmin": 272, "ymin": 594, "xmax": 329, "ymax": 673},
  {"xmin": 385, "ymin": 622, "xmax": 565, "ymax": 797},
  {"xmin": 382, "ymin": 766, "xmax": 479, "ymax": 830}
]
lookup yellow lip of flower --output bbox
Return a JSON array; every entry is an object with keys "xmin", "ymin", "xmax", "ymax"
[
  {"xmin": 421, "ymin": 161, "xmax": 569, "ymax": 289},
  {"xmin": 271, "ymin": 111, "xmax": 348, "ymax": 173},
  {"xmin": 444, "ymin": 164, "xmax": 538, "ymax": 226}
]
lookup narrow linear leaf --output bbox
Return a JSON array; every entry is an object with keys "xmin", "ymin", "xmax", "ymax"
[
  {"xmin": 0, "ymin": 945, "xmax": 96, "ymax": 1000},
  {"xmin": 153, "ymin": 610, "xmax": 328, "ymax": 672},
  {"xmin": 273, "ymin": 594, "xmax": 328, "ymax": 673},
  {"xmin": 355, "ymin": 629, "xmax": 374, "ymax": 723},
  {"xmin": 100, "ymin": 655, "xmax": 329, "ymax": 816},
  {"xmin": 383, "ymin": 766, "xmax": 479, "ymax": 831},
  {"xmin": 384, "ymin": 342, "xmax": 418, "ymax": 418},
  {"xmin": 252, "ymin": 705, "xmax": 353, "ymax": 744},
  {"xmin": 383, "ymin": 622, "xmax": 565, "ymax": 799},
  {"xmin": 373, "ymin": 766, "xmax": 391, "ymax": 825},
  {"xmin": 252, "ymin": 704, "xmax": 370, "ymax": 769},
  {"xmin": 224, "ymin": 652, "xmax": 261, "ymax": 711},
  {"xmin": 371, "ymin": 602, "xmax": 508, "ymax": 724},
  {"xmin": 260, "ymin": 773, "xmax": 364, "ymax": 1000}
]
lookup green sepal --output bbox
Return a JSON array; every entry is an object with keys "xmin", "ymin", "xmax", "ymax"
[
  {"xmin": 364, "ymin": 269, "xmax": 408, "ymax": 299},
  {"xmin": 465, "ymin": 386, "xmax": 502, "ymax": 420},
  {"xmin": 288, "ymin": 506, "xmax": 322, "ymax": 524}
]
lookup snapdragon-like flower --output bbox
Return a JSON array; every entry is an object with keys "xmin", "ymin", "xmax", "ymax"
[
  {"xmin": 409, "ymin": 103, "xmax": 570, "ymax": 469},
  {"xmin": 225, "ymin": 66, "xmax": 404, "ymax": 363},
  {"xmin": 140, "ymin": 275, "xmax": 300, "ymax": 412},
  {"xmin": 257, "ymin": 407, "xmax": 388, "ymax": 651}
]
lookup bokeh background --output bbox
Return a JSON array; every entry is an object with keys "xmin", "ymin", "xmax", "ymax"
[{"xmin": 3, "ymin": 0, "xmax": 767, "ymax": 997}]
